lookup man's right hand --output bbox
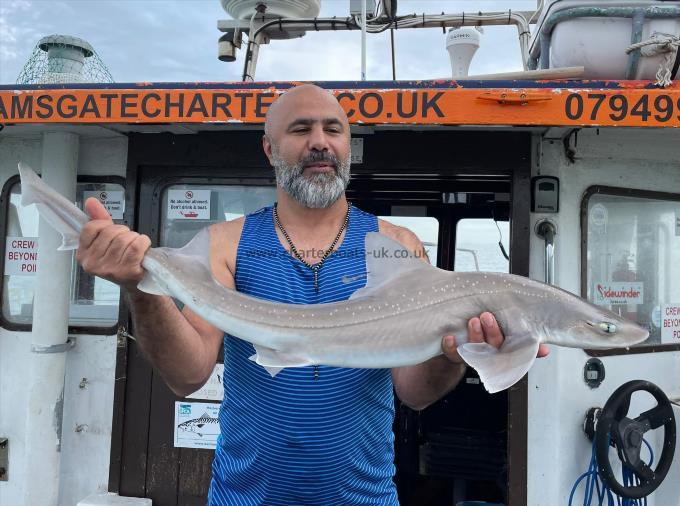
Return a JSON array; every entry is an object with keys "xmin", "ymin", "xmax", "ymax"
[{"xmin": 76, "ymin": 197, "xmax": 151, "ymax": 291}]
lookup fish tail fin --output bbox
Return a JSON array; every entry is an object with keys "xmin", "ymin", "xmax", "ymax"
[
  {"xmin": 17, "ymin": 162, "xmax": 43, "ymax": 207},
  {"xmin": 18, "ymin": 162, "xmax": 89, "ymax": 251}
]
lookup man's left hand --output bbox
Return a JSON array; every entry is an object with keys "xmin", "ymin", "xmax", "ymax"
[{"xmin": 442, "ymin": 311, "xmax": 550, "ymax": 364}]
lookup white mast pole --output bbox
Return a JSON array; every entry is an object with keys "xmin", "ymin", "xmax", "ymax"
[
  {"xmin": 21, "ymin": 131, "xmax": 78, "ymax": 505},
  {"xmin": 361, "ymin": 0, "xmax": 367, "ymax": 80}
]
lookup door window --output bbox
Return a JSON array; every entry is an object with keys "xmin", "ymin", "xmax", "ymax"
[
  {"xmin": 583, "ymin": 189, "xmax": 680, "ymax": 348},
  {"xmin": 160, "ymin": 184, "xmax": 276, "ymax": 247},
  {"xmin": 2, "ymin": 180, "xmax": 124, "ymax": 329},
  {"xmin": 454, "ymin": 219, "xmax": 509, "ymax": 273}
]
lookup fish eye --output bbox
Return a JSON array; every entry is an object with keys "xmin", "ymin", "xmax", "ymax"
[{"xmin": 597, "ymin": 322, "xmax": 617, "ymax": 334}]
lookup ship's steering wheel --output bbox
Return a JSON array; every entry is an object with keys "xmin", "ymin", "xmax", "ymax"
[{"xmin": 595, "ymin": 380, "xmax": 676, "ymax": 499}]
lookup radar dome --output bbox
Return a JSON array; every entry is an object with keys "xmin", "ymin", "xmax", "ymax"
[
  {"xmin": 446, "ymin": 27, "xmax": 482, "ymax": 79},
  {"xmin": 220, "ymin": 0, "xmax": 321, "ymax": 20}
]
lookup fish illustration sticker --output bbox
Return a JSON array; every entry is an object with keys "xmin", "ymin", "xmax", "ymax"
[
  {"xmin": 174, "ymin": 401, "xmax": 220, "ymax": 449},
  {"xmin": 167, "ymin": 189, "xmax": 211, "ymax": 220}
]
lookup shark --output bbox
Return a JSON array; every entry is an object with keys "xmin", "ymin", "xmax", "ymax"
[
  {"xmin": 17, "ymin": 162, "xmax": 649, "ymax": 393},
  {"xmin": 178, "ymin": 412, "xmax": 220, "ymax": 438}
]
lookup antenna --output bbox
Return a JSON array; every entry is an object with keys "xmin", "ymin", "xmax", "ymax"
[
  {"xmin": 16, "ymin": 35, "xmax": 114, "ymax": 84},
  {"xmin": 446, "ymin": 27, "xmax": 483, "ymax": 79}
]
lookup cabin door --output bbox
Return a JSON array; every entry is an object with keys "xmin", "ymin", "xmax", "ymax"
[
  {"xmin": 110, "ymin": 131, "xmax": 276, "ymax": 505},
  {"xmin": 349, "ymin": 152, "xmax": 531, "ymax": 506},
  {"xmin": 110, "ymin": 129, "xmax": 533, "ymax": 505}
]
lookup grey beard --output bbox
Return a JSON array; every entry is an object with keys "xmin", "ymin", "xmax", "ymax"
[{"xmin": 272, "ymin": 152, "xmax": 351, "ymax": 209}]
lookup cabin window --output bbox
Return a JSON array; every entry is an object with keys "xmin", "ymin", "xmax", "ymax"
[
  {"xmin": 583, "ymin": 189, "xmax": 680, "ymax": 348},
  {"xmin": 379, "ymin": 216, "xmax": 439, "ymax": 266},
  {"xmin": 454, "ymin": 219, "xmax": 510, "ymax": 272},
  {"xmin": 1, "ymin": 179, "xmax": 124, "ymax": 330},
  {"xmin": 159, "ymin": 184, "xmax": 277, "ymax": 248}
]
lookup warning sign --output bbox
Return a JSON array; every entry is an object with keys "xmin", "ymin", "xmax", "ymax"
[
  {"xmin": 661, "ymin": 303, "xmax": 680, "ymax": 344},
  {"xmin": 4, "ymin": 237, "xmax": 38, "ymax": 276},
  {"xmin": 167, "ymin": 189, "xmax": 211, "ymax": 220},
  {"xmin": 83, "ymin": 190, "xmax": 125, "ymax": 220},
  {"xmin": 187, "ymin": 363, "xmax": 224, "ymax": 401},
  {"xmin": 594, "ymin": 282, "xmax": 644, "ymax": 305},
  {"xmin": 350, "ymin": 138, "xmax": 364, "ymax": 164}
]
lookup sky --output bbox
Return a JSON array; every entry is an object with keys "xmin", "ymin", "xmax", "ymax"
[{"xmin": 0, "ymin": 0, "xmax": 539, "ymax": 84}]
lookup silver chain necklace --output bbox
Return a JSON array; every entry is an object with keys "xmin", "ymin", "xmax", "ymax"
[{"xmin": 273, "ymin": 203, "xmax": 350, "ymax": 293}]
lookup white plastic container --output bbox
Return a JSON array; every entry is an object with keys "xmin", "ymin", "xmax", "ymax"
[{"xmin": 530, "ymin": 0, "xmax": 680, "ymax": 79}]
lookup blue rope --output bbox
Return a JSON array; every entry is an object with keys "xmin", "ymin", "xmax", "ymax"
[{"xmin": 569, "ymin": 437, "xmax": 653, "ymax": 506}]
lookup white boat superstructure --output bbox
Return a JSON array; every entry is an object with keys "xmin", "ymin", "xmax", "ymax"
[{"xmin": 0, "ymin": 1, "xmax": 678, "ymax": 506}]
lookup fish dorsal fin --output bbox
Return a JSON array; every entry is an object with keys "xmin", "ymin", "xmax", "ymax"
[{"xmin": 350, "ymin": 232, "xmax": 433, "ymax": 300}]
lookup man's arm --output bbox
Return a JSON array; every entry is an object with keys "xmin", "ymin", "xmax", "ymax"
[
  {"xmin": 379, "ymin": 221, "xmax": 547, "ymax": 411},
  {"xmin": 126, "ymin": 290, "xmax": 224, "ymax": 397},
  {"xmin": 78, "ymin": 198, "xmax": 236, "ymax": 397}
]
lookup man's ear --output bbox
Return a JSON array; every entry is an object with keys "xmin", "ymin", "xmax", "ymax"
[{"xmin": 262, "ymin": 134, "xmax": 274, "ymax": 165}]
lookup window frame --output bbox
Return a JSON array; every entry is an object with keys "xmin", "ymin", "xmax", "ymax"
[
  {"xmin": 0, "ymin": 173, "xmax": 126, "ymax": 334},
  {"xmin": 581, "ymin": 185, "xmax": 680, "ymax": 357}
]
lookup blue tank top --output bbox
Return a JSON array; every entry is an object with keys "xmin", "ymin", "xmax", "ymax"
[{"xmin": 208, "ymin": 205, "xmax": 398, "ymax": 506}]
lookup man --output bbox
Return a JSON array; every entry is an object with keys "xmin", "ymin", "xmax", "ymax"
[{"xmin": 78, "ymin": 84, "xmax": 548, "ymax": 505}]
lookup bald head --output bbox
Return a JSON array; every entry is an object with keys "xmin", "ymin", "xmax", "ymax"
[
  {"xmin": 261, "ymin": 84, "xmax": 352, "ymax": 209},
  {"xmin": 264, "ymin": 84, "xmax": 349, "ymax": 141}
]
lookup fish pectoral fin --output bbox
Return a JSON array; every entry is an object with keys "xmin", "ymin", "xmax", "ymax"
[
  {"xmin": 137, "ymin": 272, "xmax": 170, "ymax": 296},
  {"xmin": 457, "ymin": 333, "xmax": 539, "ymax": 394},
  {"xmin": 249, "ymin": 345, "xmax": 313, "ymax": 377}
]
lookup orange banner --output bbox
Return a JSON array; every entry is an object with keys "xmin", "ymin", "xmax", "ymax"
[{"xmin": 1, "ymin": 86, "xmax": 679, "ymax": 127}]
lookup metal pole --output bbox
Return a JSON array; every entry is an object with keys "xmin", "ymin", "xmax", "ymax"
[
  {"xmin": 22, "ymin": 131, "xmax": 79, "ymax": 505},
  {"xmin": 361, "ymin": 0, "xmax": 367, "ymax": 80},
  {"xmin": 390, "ymin": 28, "xmax": 396, "ymax": 80}
]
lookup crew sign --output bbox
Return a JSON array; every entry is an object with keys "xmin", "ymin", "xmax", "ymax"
[
  {"xmin": 661, "ymin": 303, "xmax": 680, "ymax": 344},
  {"xmin": 5, "ymin": 237, "xmax": 38, "ymax": 276}
]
